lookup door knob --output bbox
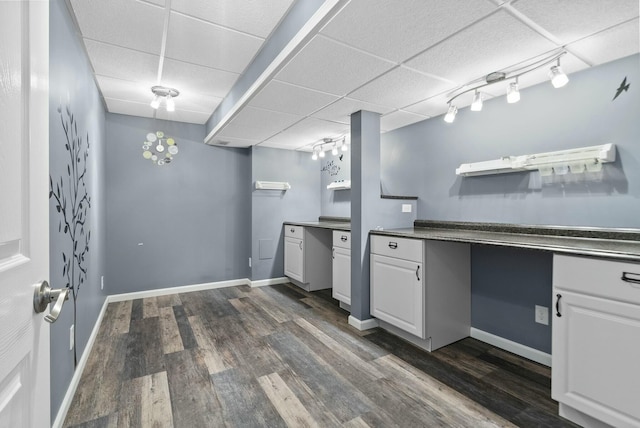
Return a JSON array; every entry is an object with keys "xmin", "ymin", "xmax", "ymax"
[{"xmin": 33, "ymin": 280, "xmax": 70, "ymax": 323}]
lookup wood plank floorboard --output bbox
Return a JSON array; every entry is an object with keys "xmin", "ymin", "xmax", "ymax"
[{"xmin": 65, "ymin": 283, "xmax": 579, "ymax": 427}]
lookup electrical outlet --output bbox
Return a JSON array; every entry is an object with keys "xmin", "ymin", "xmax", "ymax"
[
  {"xmin": 70, "ymin": 324, "xmax": 75, "ymax": 350},
  {"xmin": 101, "ymin": 275, "xmax": 104, "ymax": 290},
  {"xmin": 535, "ymin": 305, "xmax": 549, "ymax": 325},
  {"xmin": 248, "ymin": 257, "xmax": 252, "ymax": 268},
  {"xmin": 402, "ymin": 204, "xmax": 412, "ymax": 213}
]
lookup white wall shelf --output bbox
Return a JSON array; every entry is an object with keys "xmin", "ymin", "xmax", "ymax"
[
  {"xmin": 327, "ymin": 180, "xmax": 351, "ymax": 190},
  {"xmin": 456, "ymin": 144, "xmax": 616, "ymax": 177},
  {"xmin": 255, "ymin": 181, "xmax": 291, "ymax": 190}
]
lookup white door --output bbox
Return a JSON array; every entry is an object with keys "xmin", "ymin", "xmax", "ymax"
[
  {"xmin": 332, "ymin": 246, "xmax": 351, "ymax": 304},
  {"xmin": 371, "ymin": 254, "xmax": 424, "ymax": 338},
  {"xmin": 284, "ymin": 237, "xmax": 304, "ymax": 283},
  {"xmin": 0, "ymin": 1, "xmax": 50, "ymax": 427}
]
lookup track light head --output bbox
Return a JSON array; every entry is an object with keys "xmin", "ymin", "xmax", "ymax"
[
  {"xmin": 470, "ymin": 90, "xmax": 483, "ymax": 112},
  {"xmin": 150, "ymin": 95, "xmax": 161, "ymax": 110},
  {"xmin": 319, "ymin": 150, "xmax": 325, "ymax": 158},
  {"xmin": 312, "ymin": 150, "xmax": 318, "ymax": 160},
  {"xmin": 507, "ymin": 80, "xmax": 520, "ymax": 104},
  {"xmin": 444, "ymin": 104, "xmax": 458, "ymax": 123},
  {"xmin": 549, "ymin": 61, "xmax": 569, "ymax": 88}
]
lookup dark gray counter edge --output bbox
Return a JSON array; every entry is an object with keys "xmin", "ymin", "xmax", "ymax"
[{"xmin": 318, "ymin": 216, "xmax": 350, "ymax": 223}]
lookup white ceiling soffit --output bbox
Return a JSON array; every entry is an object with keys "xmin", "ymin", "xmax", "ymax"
[{"xmin": 69, "ymin": 0, "xmax": 639, "ymax": 148}]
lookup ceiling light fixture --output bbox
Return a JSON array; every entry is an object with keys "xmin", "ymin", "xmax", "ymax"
[
  {"xmin": 470, "ymin": 90, "xmax": 483, "ymax": 111},
  {"xmin": 507, "ymin": 78, "xmax": 520, "ymax": 104},
  {"xmin": 150, "ymin": 86, "xmax": 179, "ymax": 111},
  {"xmin": 311, "ymin": 136, "xmax": 348, "ymax": 160},
  {"xmin": 444, "ymin": 50, "xmax": 568, "ymax": 123}
]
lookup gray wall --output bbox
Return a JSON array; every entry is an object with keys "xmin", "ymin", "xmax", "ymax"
[
  {"xmin": 49, "ymin": 0, "xmax": 107, "ymax": 421},
  {"xmin": 105, "ymin": 114, "xmax": 251, "ymax": 294},
  {"xmin": 381, "ymin": 54, "xmax": 640, "ymax": 353},
  {"xmin": 251, "ymin": 146, "xmax": 321, "ymax": 280},
  {"xmin": 320, "ymin": 148, "xmax": 351, "ymax": 217}
]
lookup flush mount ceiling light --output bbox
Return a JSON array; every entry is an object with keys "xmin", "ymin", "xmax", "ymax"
[
  {"xmin": 444, "ymin": 50, "xmax": 569, "ymax": 124},
  {"xmin": 150, "ymin": 86, "xmax": 179, "ymax": 112},
  {"xmin": 311, "ymin": 136, "xmax": 348, "ymax": 160}
]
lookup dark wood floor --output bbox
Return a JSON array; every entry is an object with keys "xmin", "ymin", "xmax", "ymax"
[{"xmin": 64, "ymin": 283, "xmax": 578, "ymax": 428}]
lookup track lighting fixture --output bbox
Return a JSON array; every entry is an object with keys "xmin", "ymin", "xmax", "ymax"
[
  {"xmin": 444, "ymin": 50, "xmax": 569, "ymax": 124},
  {"xmin": 444, "ymin": 104, "xmax": 457, "ymax": 123},
  {"xmin": 150, "ymin": 86, "xmax": 179, "ymax": 111},
  {"xmin": 311, "ymin": 136, "xmax": 348, "ymax": 160},
  {"xmin": 549, "ymin": 59, "xmax": 569, "ymax": 88},
  {"xmin": 507, "ymin": 79, "xmax": 520, "ymax": 104},
  {"xmin": 470, "ymin": 90, "xmax": 483, "ymax": 111}
]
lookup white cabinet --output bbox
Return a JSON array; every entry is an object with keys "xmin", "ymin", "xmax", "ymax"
[
  {"xmin": 332, "ymin": 231, "xmax": 351, "ymax": 304},
  {"xmin": 552, "ymin": 255, "xmax": 640, "ymax": 428},
  {"xmin": 370, "ymin": 235, "xmax": 470, "ymax": 351},
  {"xmin": 283, "ymin": 224, "xmax": 332, "ymax": 292}
]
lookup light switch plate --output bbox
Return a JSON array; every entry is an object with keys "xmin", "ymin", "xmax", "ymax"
[{"xmin": 402, "ymin": 204, "xmax": 412, "ymax": 213}]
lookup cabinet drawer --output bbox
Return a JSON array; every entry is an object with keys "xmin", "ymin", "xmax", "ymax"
[
  {"xmin": 284, "ymin": 224, "xmax": 303, "ymax": 239},
  {"xmin": 554, "ymin": 254, "xmax": 640, "ymax": 305},
  {"xmin": 371, "ymin": 235, "xmax": 423, "ymax": 262},
  {"xmin": 333, "ymin": 231, "xmax": 351, "ymax": 250}
]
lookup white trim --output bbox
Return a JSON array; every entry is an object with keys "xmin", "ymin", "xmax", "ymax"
[
  {"xmin": 470, "ymin": 327, "xmax": 552, "ymax": 367},
  {"xmin": 107, "ymin": 278, "xmax": 251, "ymax": 302},
  {"xmin": 250, "ymin": 277, "xmax": 289, "ymax": 288},
  {"xmin": 348, "ymin": 315, "xmax": 379, "ymax": 331},
  {"xmin": 52, "ymin": 297, "xmax": 110, "ymax": 428},
  {"xmin": 204, "ymin": 0, "xmax": 348, "ymax": 144}
]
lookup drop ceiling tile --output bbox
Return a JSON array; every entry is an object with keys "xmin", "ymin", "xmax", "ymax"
[
  {"xmin": 380, "ymin": 110, "xmax": 429, "ymax": 132},
  {"xmin": 154, "ymin": 109, "xmax": 212, "ymax": 125},
  {"xmin": 104, "ymin": 98, "xmax": 155, "ymax": 119},
  {"xmin": 349, "ymin": 66, "xmax": 453, "ymax": 109},
  {"xmin": 171, "ymin": 0, "xmax": 295, "ymax": 38},
  {"xmin": 161, "ymin": 59, "xmax": 239, "ymax": 98},
  {"xmin": 403, "ymin": 93, "xmax": 452, "ymax": 118},
  {"xmin": 97, "ymin": 76, "xmax": 156, "ymax": 105},
  {"xmin": 276, "ymin": 35, "xmax": 395, "ymax": 96},
  {"xmin": 165, "ymin": 12, "xmax": 264, "ymax": 73},
  {"xmin": 248, "ymin": 80, "xmax": 339, "ymax": 116},
  {"xmin": 69, "ymin": 0, "xmax": 165, "ymax": 54},
  {"xmin": 320, "ymin": 0, "xmax": 496, "ymax": 63},
  {"xmin": 568, "ymin": 19, "xmax": 640, "ymax": 65},
  {"xmin": 218, "ymin": 106, "xmax": 303, "ymax": 141},
  {"xmin": 405, "ymin": 10, "xmax": 558, "ymax": 84},
  {"xmin": 84, "ymin": 40, "xmax": 159, "ymax": 83},
  {"xmin": 512, "ymin": 0, "xmax": 639, "ymax": 44},
  {"xmin": 311, "ymin": 97, "xmax": 394, "ymax": 124},
  {"xmin": 263, "ymin": 117, "xmax": 349, "ymax": 150}
]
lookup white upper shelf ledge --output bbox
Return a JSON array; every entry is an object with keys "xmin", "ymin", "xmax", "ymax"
[
  {"xmin": 455, "ymin": 144, "xmax": 616, "ymax": 177},
  {"xmin": 255, "ymin": 181, "xmax": 291, "ymax": 190}
]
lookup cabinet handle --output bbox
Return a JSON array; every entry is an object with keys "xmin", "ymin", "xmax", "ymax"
[
  {"xmin": 555, "ymin": 293, "xmax": 562, "ymax": 317},
  {"xmin": 621, "ymin": 272, "xmax": 640, "ymax": 285},
  {"xmin": 388, "ymin": 242, "xmax": 398, "ymax": 249},
  {"xmin": 332, "ymin": 248, "xmax": 335, "ymax": 259},
  {"xmin": 416, "ymin": 265, "xmax": 420, "ymax": 281},
  {"xmin": 299, "ymin": 241, "xmax": 303, "ymax": 251},
  {"xmin": 341, "ymin": 235, "xmax": 348, "ymax": 242}
]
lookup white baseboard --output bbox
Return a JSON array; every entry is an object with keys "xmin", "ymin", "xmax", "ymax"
[
  {"xmin": 348, "ymin": 315, "xmax": 379, "ymax": 331},
  {"xmin": 108, "ymin": 278, "xmax": 251, "ymax": 302},
  {"xmin": 250, "ymin": 277, "xmax": 289, "ymax": 288},
  {"xmin": 470, "ymin": 327, "xmax": 552, "ymax": 367},
  {"xmin": 52, "ymin": 297, "xmax": 110, "ymax": 428}
]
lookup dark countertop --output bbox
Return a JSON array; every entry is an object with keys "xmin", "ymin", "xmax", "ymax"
[
  {"xmin": 284, "ymin": 220, "xmax": 351, "ymax": 232},
  {"xmin": 370, "ymin": 221, "xmax": 640, "ymax": 262}
]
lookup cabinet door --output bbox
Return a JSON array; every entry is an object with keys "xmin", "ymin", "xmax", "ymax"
[
  {"xmin": 371, "ymin": 254, "xmax": 424, "ymax": 338},
  {"xmin": 332, "ymin": 246, "xmax": 351, "ymax": 304},
  {"xmin": 284, "ymin": 237, "xmax": 304, "ymax": 283},
  {"xmin": 552, "ymin": 289, "xmax": 640, "ymax": 427}
]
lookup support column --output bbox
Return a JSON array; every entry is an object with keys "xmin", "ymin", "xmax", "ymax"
[{"xmin": 349, "ymin": 110, "xmax": 381, "ymax": 323}]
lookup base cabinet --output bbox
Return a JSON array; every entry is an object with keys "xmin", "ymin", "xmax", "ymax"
[
  {"xmin": 284, "ymin": 236, "xmax": 304, "ymax": 283},
  {"xmin": 284, "ymin": 225, "xmax": 332, "ymax": 291},
  {"xmin": 332, "ymin": 231, "xmax": 351, "ymax": 304},
  {"xmin": 553, "ymin": 255, "xmax": 640, "ymax": 428},
  {"xmin": 370, "ymin": 236, "xmax": 470, "ymax": 351}
]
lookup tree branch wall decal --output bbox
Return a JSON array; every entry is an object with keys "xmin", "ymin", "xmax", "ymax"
[{"xmin": 49, "ymin": 104, "xmax": 91, "ymax": 368}]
